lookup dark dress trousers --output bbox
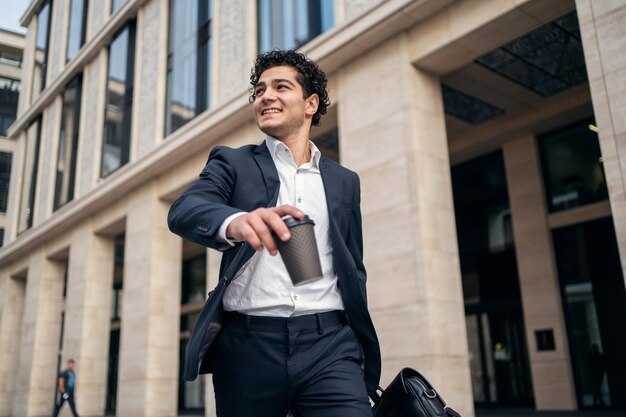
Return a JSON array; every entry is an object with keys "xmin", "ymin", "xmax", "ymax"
[{"xmin": 167, "ymin": 141, "xmax": 381, "ymax": 396}]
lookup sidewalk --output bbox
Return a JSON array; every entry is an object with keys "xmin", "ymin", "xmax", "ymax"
[{"xmin": 476, "ymin": 408, "xmax": 626, "ymax": 417}]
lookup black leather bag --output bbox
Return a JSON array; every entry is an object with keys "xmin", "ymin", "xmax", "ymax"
[{"xmin": 371, "ymin": 368, "xmax": 461, "ymax": 417}]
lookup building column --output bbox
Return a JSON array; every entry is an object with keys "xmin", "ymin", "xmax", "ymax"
[
  {"xmin": 62, "ymin": 223, "xmax": 115, "ymax": 416},
  {"xmin": 503, "ymin": 135, "xmax": 577, "ymax": 410},
  {"xmin": 12, "ymin": 251, "xmax": 65, "ymax": 417},
  {"xmin": 337, "ymin": 33, "xmax": 473, "ymax": 417},
  {"xmin": 116, "ymin": 184, "xmax": 182, "ymax": 417},
  {"xmin": 576, "ymin": 0, "xmax": 626, "ymax": 286},
  {"xmin": 0, "ymin": 271, "xmax": 27, "ymax": 416}
]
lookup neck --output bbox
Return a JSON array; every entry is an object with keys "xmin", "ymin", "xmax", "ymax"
[{"xmin": 276, "ymin": 132, "xmax": 311, "ymax": 166}]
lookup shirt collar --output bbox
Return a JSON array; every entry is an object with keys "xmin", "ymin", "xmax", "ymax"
[{"xmin": 265, "ymin": 135, "xmax": 321, "ymax": 168}]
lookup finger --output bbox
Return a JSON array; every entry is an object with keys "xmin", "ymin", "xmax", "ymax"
[
  {"xmin": 273, "ymin": 204, "xmax": 305, "ymax": 219},
  {"xmin": 248, "ymin": 213, "xmax": 279, "ymax": 254},
  {"xmin": 262, "ymin": 210, "xmax": 292, "ymax": 243},
  {"xmin": 239, "ymin": 221, "xmax": 263, "ymax": 251}
]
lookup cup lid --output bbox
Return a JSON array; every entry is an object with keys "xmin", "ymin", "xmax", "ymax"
[{"xmin": 283, "ymin": 215, "xmax": 315, "ymax": 228}]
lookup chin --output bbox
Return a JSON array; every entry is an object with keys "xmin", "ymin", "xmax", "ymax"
[{"xmin": 258, "ymin": 123, "xmax": 287, "ymax": 138}]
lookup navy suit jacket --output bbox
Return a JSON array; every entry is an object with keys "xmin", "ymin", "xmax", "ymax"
[{"xmin": 167, "ymin": 140, "xmax": 381, "ymax": 395}]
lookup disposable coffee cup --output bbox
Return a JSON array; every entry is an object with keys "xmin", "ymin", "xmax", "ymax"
[{"xmin": 274, "ymin": 215, "xmax": 323, "ymax": 286}]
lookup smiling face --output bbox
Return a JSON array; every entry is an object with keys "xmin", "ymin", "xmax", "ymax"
[{"xmin": 252, "ymin": 65, "xmax": 319, "ymax": 141}]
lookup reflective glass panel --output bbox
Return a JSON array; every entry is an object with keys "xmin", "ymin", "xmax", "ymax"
[
  {"xmin": 102, "ymin": 22, "xmax": 135, "ymax": 177},
  {"xmin": 0, "ymin": 77, "xmax": 20, "ymax": 136},
  {"xmin": 165, "ymin": 0, "xmax": 212, "ymax": 135},
  {"xmin": 111, "ymin": 0, "xmax": 126, "ymax": 12},
  {"xmin": 33, "ymin": 0, "xmax": 52, "ymax": 96},
  {"xmin": 66, "ymin": 0, "xmax": 88, "ymax": 61},
  {"xmin": 538, "ymin": 120, "xmax": 608, "ymax": 212},
  {"xmin": 182, "ymin": 253, "xmax": 206, "ymax": 305},
  {"xmin": 0, "ymin": 152, "xmax": 12, "ymax": 212},
  {"xmin": 54, "ymin": 75, "xmax": 83, "ymax": 210},
  {"xmin": 18, "ymin": 118, "xmax": 42, "ymax": 233},
  {"xmin": 553, "ymin": 219, "xmax": 626, "ymax": 408},
  {"xmin": 258, "ymin": 0, "xmax": 334, "ymax": 52}
]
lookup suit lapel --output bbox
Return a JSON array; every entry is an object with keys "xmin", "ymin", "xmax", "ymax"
[
  {"xmin": 254, "ymin": 141, "xmax": 280, "ymax": 206},
  {"xmin": 320, "ymin": 157, "xmax": 342, "ymax": 230}
]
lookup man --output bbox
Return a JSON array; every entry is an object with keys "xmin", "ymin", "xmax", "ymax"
[
  {"xmin": 168, "ymin": 50, "xmax": 380, "ymax": 416},
  {"xmin": 53, "ymin": 359, "xmax": 79, "ymax": 417}
]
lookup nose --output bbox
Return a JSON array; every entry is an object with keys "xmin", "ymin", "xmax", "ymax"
[{"xmin": 261, "ymin": 87, "xmax": 277, "ymax": 102}]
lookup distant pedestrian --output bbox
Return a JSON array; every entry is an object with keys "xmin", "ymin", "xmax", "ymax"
[{"xmin": 53, "ymin": 358, "xmax": 79, "ymax": 417}]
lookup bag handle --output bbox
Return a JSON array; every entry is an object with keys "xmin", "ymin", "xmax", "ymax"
[{"xmin": 369, "ymin": 386, "xmax": 384, "ymax": 405}]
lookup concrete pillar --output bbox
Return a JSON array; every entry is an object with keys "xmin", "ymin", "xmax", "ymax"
[
  {"xmin": 0, "ymin": 272, "xmax": 27, "ymax": 416},
  {"xmin": 61, "ymin": 223, "xmax": 115, "ymax": 416},
  {"xmin": 337, "ymin": 33, "xmax": 473, "ymax": 417},
  {"xmin": 576, "ymin": 0, "xmax": 626, "ymax": 286},
  {"xmin": 12, "ymin": 251, "xmax": 65, "ymax": 417},
  {"xmin": 503, "ymin": 135, "xmax": 577, "ymax": 410},
  {"xmin": 116, "ymin": 184, "xmax": 182, "ymax": 417}
]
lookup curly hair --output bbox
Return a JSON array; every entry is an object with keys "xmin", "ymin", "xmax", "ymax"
[{"xmin": 249, "ymin": 50, "xmax": 330, "ymax": 126}]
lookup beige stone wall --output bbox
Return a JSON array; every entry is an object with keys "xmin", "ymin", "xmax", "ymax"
[
  {"xmin": 337, "ymin": 33, "xmax": 474, "ymax": 417},
  {"xmin": 12, "ymin": 251, "xmax": 65, "ymax": 417},
  {"xmin": 0, "ymin": 272, "xmax": 26, "ymax": 417},
  {"xmin": 62, "ymin": 223, "xmax": 116, "ymax": 416},
  {"xmin": 576, "ymin": 0, "xmax": 626, "ymax": 287}
]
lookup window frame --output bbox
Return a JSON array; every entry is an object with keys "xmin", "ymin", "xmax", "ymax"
[
  {"xmin": 54, "ymin": 74, "xmax": 83, "ymax": 211},
  {"xmin": 101, "ymin": 20, "xmax": 137, "ymax": 178},
  {"xmin": 164, "ymin": 0, "xmax": 212, "ymax": 136},
  {"xmin": 66, "ymin": 0, "xmax": 89, "ymax": 62},
  {"xmin": 17, "ymin": 116, "xmax": 43, "ymax": 233},
  {"xmin": 33, "ymin": 0, "xmax": 54, "ymax": 96}
]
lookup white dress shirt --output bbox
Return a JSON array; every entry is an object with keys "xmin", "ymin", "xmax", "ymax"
[{"xmin": 218, "ymin": 136, "xmax": 344, "ymax": 317}]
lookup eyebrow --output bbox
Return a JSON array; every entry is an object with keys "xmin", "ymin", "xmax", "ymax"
[{"xmin": 255, "ymin": 78, "xmax": 296, "ymax": 88}]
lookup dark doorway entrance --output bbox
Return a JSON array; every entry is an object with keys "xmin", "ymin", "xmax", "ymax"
[
  {"xmin": 452, "ymin": 151, "xmax": 534, "ymax": 407},
  {"xmin": 553, "ymin": 217, "xmax": 626, "ymax": 410}
]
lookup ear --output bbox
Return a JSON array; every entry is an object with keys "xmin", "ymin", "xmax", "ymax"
[{"xmin": 305, "ymin": 94, "xmax": 319, "ymax": 117}]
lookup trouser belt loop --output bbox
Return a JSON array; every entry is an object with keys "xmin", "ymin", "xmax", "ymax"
[
  {"xmin": 316, "ymin": 313, "xmax": 323, "ymax": 335},
  {"xmin": 245, "ymin": 315, "xmax": 251, "ymax": 337}
]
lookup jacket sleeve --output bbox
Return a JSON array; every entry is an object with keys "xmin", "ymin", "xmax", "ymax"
[{"xmin": 167, "ymin": 147, "xmax": 244, "ymax": 251}]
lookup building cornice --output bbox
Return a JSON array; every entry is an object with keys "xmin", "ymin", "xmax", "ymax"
[{"xmin": 0, "ymin": 0, "xmax": 451, "ymax": 266}]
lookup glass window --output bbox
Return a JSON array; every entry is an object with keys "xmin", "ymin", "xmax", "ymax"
[
  {"xmin": 180, "ymin": 251, "xmax": 206, "ymax": 411},
  {"xmin": 0, "ymin": 50, "xmax": 23, "ymax": 68},
  {"xmin": 258, "ymin": 0, "xmax": 334, "ymax": 52},
  {"xmin": 54, "ymin": 75, "xmax": 83, "ymax": 210},
  {"xmin": 538, "ymin": 120, "xmax": 608, "ymax": 213},
  {"xmin": 102, "ymin": 21, "xmax": 136, "ymax": 177},
  {"xmin": 18, "ymin": 117, "xmax": 42, "ymax": 233},
  {"xmin": 313, "ymin": 128, "xmax": 339, "ymax": 162},
  {"xmin": 0, "ymin": 152, "xmax": 12, "ymax": 213},
  {"xmin": 111, "ymin": 234, "xmax": 124, "ymax": 321},
  {"xmin": 33, "ymin": 0, "xmax": 53, "ymax": 97},
  {"xmin": 182, "ymin": 253, "xmax": 206, "ymax": 305},
  {"xmin": 165, "ymin": 0, "xmax": 212, "ymax": 135},
  {"xmin": 451, "ymin": 151, "xmax": 534, "ymax": 406},
  {"xmin": 111, "ymin": 0, "xmax": 126, "ymax": 13},
  {"xmin": 553, "ymin": 218, "xmax": 626, "ymax": 408},
  {"xmin": 0, "ymin": 77, "xmax": 20, "ymax": 136},
  {"xmin": 66, "ymin": 0, "xmax": 89, "ymax": 62}
]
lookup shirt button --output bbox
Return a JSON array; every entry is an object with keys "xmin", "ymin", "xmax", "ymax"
[
  {"xmin": 297, "ymin": 197, "xmax": 302, "ymax": 203},
  {"xmin": 293, "ymin": 295, "xmax": 299, "ymax": 300},
  {"xmin": 296, "ymin": 169, "xmax": 300, "ymax": 174}
]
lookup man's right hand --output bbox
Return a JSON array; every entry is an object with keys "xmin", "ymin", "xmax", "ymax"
[{"xmin": 226, "ymin": 205, "xmax": 304, "ymax": 255}]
